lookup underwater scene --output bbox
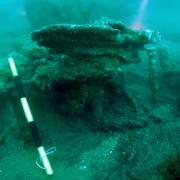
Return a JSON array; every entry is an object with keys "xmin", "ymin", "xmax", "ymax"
[{"xmin": 0, "ymin": 0, "xmax": 180, "ymax": 179}]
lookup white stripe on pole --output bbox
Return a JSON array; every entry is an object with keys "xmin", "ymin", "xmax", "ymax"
[
  {"xmin": 38, "ymin": 146, "xmax": 53, "ymax": 175},
  {"xmin": 20, "ymin": 97, "xmax": 34, "ymax": 123},
  {"xmin": 8, "ymin": 57, "xmax": 19, "ymax": 77},
  {"xmin": 8, "ymin": 57, "xmax": 54, "ymax": 175}
]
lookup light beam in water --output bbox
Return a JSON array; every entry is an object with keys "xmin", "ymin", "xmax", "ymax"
[{"xmin": 131, "ymin": 0, "xmax": 149, "ymax": 29}]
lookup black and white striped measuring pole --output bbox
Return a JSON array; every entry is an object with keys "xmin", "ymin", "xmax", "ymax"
[{"xmin": 8, "ymin": 57, "xmax": 53, "ymax": 176}]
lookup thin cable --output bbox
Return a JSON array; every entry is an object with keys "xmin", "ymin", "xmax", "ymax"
[{"xmin": 36, "ymin": 147, "xmax": 57, "ymax": 170}]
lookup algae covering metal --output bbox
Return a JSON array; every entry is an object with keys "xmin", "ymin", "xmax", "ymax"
[
  {"xmin": 0, "ymin": 18, "xmax": 180, "ymax": 179},
  {"xmin": 31, "ymin": 19, "xmax": 149, "ymax": 63}
]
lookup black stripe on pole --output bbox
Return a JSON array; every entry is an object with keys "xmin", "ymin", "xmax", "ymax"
[
  {"xmin": 29, "ymin": 121, "xmax": 43, "ymax": 148},
  {"xmin": 14, "ymin": 76, "xmax": 25, "ymax": 98},
  {"xmin": 13, "ymin": 71, "xmax": 43, "ymax": 150}
]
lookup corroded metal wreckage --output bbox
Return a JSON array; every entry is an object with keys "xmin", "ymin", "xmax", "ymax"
[
  {"xmin": 31, "ymin": 20, "xmax": 150, "ymax": 63},
  {"xmin": 1, "ymin": 19, "xmax": 152, "ymax": 131}
]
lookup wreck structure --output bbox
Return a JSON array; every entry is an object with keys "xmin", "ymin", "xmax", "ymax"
[{"xmin": 1, "ymin": 19, "xmax": 152, "ymax": 131}]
